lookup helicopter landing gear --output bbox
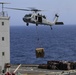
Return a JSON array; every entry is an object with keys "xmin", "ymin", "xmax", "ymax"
[
  {"xmin": 36, "ymin": 24, "xmax": 38, "ymax": 26},
  {"xmin": 50, "ymin": 26, "xmax": 53, "ymax": 30},
  {"xmin": 26, "ymin": 23, "xmax": 29, "ymax": 26}
]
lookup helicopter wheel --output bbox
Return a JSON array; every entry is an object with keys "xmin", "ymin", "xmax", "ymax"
[
  {"xmin": 36, "ymin": 24, "xmax": 38, "ymax": 26},
  {"xmin": 50, "ymin": 26, "xmax": 53, "ymax": 30},
  {"xmin": 26, "ymin": 23, "xmax": 29, "ymax": 26}
]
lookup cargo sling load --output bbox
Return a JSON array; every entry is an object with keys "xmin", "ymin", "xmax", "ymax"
[{"xmin": 36, "ymin": 48, "xmax": 44, "ymax": 58}]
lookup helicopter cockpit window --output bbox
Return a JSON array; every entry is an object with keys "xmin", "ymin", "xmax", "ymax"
[
  {"xmin": 43, "ymin": 15, "xmax": 46, "ymax": 19},
  {"xmin": 25, "ymin": 14, "xmax": 32, "ymax": 17}
]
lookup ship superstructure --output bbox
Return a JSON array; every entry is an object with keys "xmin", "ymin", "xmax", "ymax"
[{"xmin": 0, "ymin": 2, "xmax": 10, "ymax": 73}]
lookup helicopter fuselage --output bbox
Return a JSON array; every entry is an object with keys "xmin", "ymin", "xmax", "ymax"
[{"xmin": 23, "ymin": 13, "xmax": 56, "ymax": 26}]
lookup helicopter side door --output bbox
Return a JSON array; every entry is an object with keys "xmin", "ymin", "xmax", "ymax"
[
  {"xmin": 35, "ymin": 15, "xmax": 42, "ymax": 23},
  {"xmin": 38, "ymin": 16, "xmax": 42, "ymax": 23},
  {"xmin": 35, "ymin": 16, "xmax": 38, "ymax": 21}
]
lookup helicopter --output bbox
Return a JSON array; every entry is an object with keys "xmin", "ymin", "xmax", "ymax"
[{"xmin": 5, "ymin": 7, "xmax": 64, "ymax": 29}]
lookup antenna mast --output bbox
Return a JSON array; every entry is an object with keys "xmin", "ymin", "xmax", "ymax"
[{"xmin": 0, "ymin": 2, "xmax": 10, "ymax": 16}]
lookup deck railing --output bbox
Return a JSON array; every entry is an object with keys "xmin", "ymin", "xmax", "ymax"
[{"xmin": 0, "ymin": 11, "xmax": 8, "ymax": 17}]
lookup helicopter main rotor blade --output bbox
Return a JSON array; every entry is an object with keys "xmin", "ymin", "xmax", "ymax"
[
  {"xmin": 4, "ymin": 7, "xmax": 30, "ymax": 11},
  {"xmin": 27, "ymin": 7, "xmax": 43, "ymax": 12},
  {"xmin": 27, "ymin": 7, "xmax": 36, "ymax": 9},
  {"xmin": 0, "ymin": 2, "xmax": 10, "ymax": 4},
  {"xmin": 5, "ymin": 7, "xmax": 45, "ymax": 12}
]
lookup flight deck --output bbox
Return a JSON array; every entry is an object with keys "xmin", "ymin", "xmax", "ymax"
[{"xmin": 9, "ymin": 64, "xmax": 76, "ymax": 75}]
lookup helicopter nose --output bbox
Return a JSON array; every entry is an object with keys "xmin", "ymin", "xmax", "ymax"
[{"xmin": 23, "ymin": 17, "xmax": 25, "ymax": 22}]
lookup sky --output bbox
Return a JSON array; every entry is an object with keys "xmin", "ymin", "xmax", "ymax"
[{"xmin": 0, "ymin": 0, "xmax": 76, "ymax": 26}]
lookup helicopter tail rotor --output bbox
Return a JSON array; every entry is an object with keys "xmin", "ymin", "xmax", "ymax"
[
  {"xmin": 53, "ymin": 13, "xmax": 59, "ymax": 24},
  {"xmin": 54, "ymin": 14, "xmax": 64, "ymax": 25},
  {"xmin": 53, "ymin": 13, "xmax": 59, "ymax": 21},
  {"xmin": 55, "ymin": 13, "xmax": 59, "ymax": 17}
]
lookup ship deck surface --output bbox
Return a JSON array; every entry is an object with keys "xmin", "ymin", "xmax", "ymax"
[{"xmin": 10, "ymin": 64, "xmax": 76, "ymax": 75}]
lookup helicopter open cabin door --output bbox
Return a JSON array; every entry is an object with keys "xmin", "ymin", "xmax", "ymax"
[{"xmin": 38, "ymin": 16, "xmax": 42, "ymax": 23}]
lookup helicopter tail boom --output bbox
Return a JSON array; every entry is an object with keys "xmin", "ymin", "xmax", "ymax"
[{"xmin": 53, "ymin": 14, "xmax": 64, "ymax": 25}]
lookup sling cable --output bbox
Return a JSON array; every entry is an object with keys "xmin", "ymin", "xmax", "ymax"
[{"xmin": 35, "ymin": 26, "xmax": 44, "ymax": 58}]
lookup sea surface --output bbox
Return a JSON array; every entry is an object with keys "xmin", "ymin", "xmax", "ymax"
[{"xmin": 10, "ymin": 25, "xmax": 76, "ymax": 64}]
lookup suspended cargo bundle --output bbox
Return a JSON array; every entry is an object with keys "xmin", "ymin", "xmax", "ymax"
[{"xmin": 35, "ymin": 48, "xmax": 44, "ymax": 58}]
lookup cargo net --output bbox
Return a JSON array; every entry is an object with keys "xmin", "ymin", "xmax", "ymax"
[{"xmin": 38, "ymin": 60, "xmax": 76, "ymax": 70}]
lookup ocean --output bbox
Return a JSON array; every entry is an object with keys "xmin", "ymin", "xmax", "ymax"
[{"xmin": 10, "ymin": 25, "xmax": 76, "ymax": 64}]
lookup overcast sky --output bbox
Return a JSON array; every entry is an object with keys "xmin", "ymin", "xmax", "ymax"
[{"xmin": 0, "ymin": 0, "xmax": 76, "ymax": 26}]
